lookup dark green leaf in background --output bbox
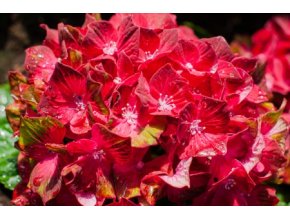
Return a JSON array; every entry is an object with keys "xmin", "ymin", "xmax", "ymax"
[
  {"xmin": 183, "ymin": 21, "xmax": 211, "ymax": 38},
  {"xmin": 276, "ymin": 184, "xmax": 290, "ymax": 206}
]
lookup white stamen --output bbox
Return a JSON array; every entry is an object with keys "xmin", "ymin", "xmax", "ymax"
[
  {"xmin": 224, "ymin": 178, "xmax": 236, "ymax": 190},
  {"xmin": 185, "ymin": 62, "xmax": 193, "ymax": 70},
  {"xmin": 158, "ymin": 93, "xmax": 176, "ymax": 112},
  {"xmin": 144, "ymin": 49, "xmax": 159, "ymax": 60},
  {"xmin": 209, "ymin": 64, "xmax": 218, "ymax": 74},
  {"xmin": 93, "ymin": 150, "xmax": 105, "ymax": 160},
  {"xmin": 103, "ymin": 41, "xmax": 117, "ymax": 55},
  {"xmin": 113, "ymin": 77, "xmax": 122, "ymax": 84},
  {"xmin": 74, "ymin": 95, "xmax": 86, "ymax": 111},
  {"xmin": 189, "ymin": 119, "xmax": 206, "ymax": 136},
  {"xmin": 121, "ymin": 104, "xmax": 138, "ymax": 126}
]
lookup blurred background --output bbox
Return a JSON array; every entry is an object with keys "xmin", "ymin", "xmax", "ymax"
[{"xmin": 0, "ymin": 13, "xmax": 277, "ymax": 84}]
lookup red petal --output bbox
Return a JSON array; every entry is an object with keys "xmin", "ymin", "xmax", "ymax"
[
  {"xmin": 159, "ymin": 157, "xmax": 192, "ymax": 188},
  {"xmin": 181, "ymin": 133, "xmax": 228, "ymax": 158},
  {"xmin": 170, "ymin": 40, "xmax": 199, "ymax": 68},
  {"xmin": 25, "ymin": 45, "xmax": 57, "ymax": 85},
  {"xmin": 49, "ymin": 63, "xmax": 86, "ymax": 98},
  {"xmin": 194, "ymin": 157, "xmax": 255, "ymax": 205},
  {"xmin": 75, "ymin": 193, "xmax": 97, "ymax": 206},
  {"xmin": 193, "ymin": 40, "xmax": 217, "ymax": 71},
  {"xmin": 132, "ymin": 13, "xmax": 177, "ymax": 29},
  {"xmin": 178, "ymin": 98, "xmax": 229, "ymax": 158},
  {"xmin": 86, "ymin": 21, "xmax": 118, "ymax": 49},
  {"xmin": 117, "ymin": 52, "xmax": 134, "ymax": 80},
  {"xmin": 203, "ymin": 36, "xmax": 234, "ymax": 61},
  {"xmin": 40, "ymin": 24, "xmax": 61, "ymax": 57},
  {"xmin": 67, "ymin": 139, "xmax": 97, "ymax": 155},
  {"xmin": 117, "ymin": 16, "xmax": 140, "ymax": 61},
  {"xmin": 139, "ymin": 28, "xmax": 160, "ymax": 53},
  {"xmin": 70, "ymin": 110, "xmax": 91, "ymax": 135},
  {"xmin": 158, "ymin": 29, "xmax": 178, "ymax": 55},
  {"xmin": 177, "ymin": 26, "xmax": 197, "ymax": 40},
  {"xmin": 149, "ymin": 64, "xmax": 189, "ymax": 115},
  {"xmin": 92, "ymin": 123, "xmax": 132, "ymax": 164},
  {"xmin": 246, "ymin": 185, "xmax": 279, "ymax": 206}
]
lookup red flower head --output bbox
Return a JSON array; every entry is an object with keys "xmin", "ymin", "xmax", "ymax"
[
  {"xmin": 5, "ymin": 14, "xmax": 289, "ymax": 206},
  {"xmin": 177, "ymin": 95, "xmax": 230, "ymax": 158},
  {"xmin": 38, "ymin": 63, "xmax": 109, "ymax": 135}
]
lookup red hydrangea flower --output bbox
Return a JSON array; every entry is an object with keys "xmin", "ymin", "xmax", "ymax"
[
  {"xmin": 5, "ymin": 13, "xmax": 289, "ymax": 206},
  {"xmin": 232, "ymin": 16, "xmax": 290, "ymax": 186},
  {"xmin": 177, "ymin": 95, "xmax": 229, "ymax": 158}
]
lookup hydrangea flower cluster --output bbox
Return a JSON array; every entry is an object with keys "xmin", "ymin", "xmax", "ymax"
[
  {"xmin": 232, "ymin": 16, "xmax": 290, "ymax": 186},
  {"xmin": 6, "ymin": 13, "xmax": 289, "ymax": 206}
]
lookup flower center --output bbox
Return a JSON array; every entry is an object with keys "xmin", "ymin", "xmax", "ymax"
[
  {"xmin": 103, "ymin": 41, "xmax": 117, "ymax": 55},
  {"xmin": 189, "ymin": 119, "xmax": 206, "ymax": 135},
  {"xmin": 74, "ymin": 95, "xmax": 86, "ymax": 111},
  {"xmin": 93, "ymin": 150, "xmax": 105, "ymax": 160},
  {"xmin": 158, "ymin": 94, "xmax": 176, "ymax": 112},
  {"xmin": 224, "ymin": 178, "xmax": 236, "ymax": 190},
  {"xmin": 185, "ymin": 62, "xmax": 193, "ymax": 70},
  {"xmin": 121, "ymin": 104, "xmax": 138, "ymax": 126},
  {"xmin": 144, "ymin": 49, "xmax": 159, "ymax": 60},
  {"xmin": 113, "ymin": 77, "xmax": 122, "ymax": 84}
]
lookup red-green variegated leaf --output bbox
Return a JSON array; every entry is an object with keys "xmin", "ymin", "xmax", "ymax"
[
  {"xmin": 5, "ymin": 102, "xmax": 26, "ymax": 132},
  {"xmin": 19, "ymin": 84, "xmax": 41, "ymax": 108},
  {"xmin": 114, "ymin": 167, "xmax": 141, "ymax": 199},
  {"xmin": 132, "ymin": 117, "xmax": 166, "ymax": 148},
  {"xmin": 140, "ymin": 173, "xmax": 165, "ymax": 205},
  {"xmin": 95, "ymin": 167, "xmax": 115, "ymax": 199},
  {"xmin": 92, "ymin": 123, "xmax": 131, "ymax": 164},
  {"xmin": 19, "ymin": 116, "xmax": 66, "ymax": 150},
  {"xmin": 8, "ymin": 71, "xmax": 27, "ymax": 98},
  {"xmin": 28, "ymin": 155, "xmax": 61, "ymax": 204},
  {"xmin": 267, "ymin": 118, "xmax": 288, "ymax": 143},
  {"xmin": 261, "ymin": 99, "xmax": 288, "ymax": 143}
]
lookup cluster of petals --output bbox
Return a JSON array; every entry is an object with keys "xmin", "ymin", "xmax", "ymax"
[
  {"xmin": 6, "ymin": 13, "xmax": 289, "ymax": 206},
  {"xmin": 232, "ymin": 16, "xmax": 290, "ymax": 186}
]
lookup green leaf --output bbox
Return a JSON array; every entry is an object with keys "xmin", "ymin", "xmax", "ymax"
[
  {"xmin": 0, "ymin": 83, "xmax": 21, "ymax": 190},
  {"xmin": 183, "ymin": 21, "xmax": 211, "ymax": 38},
  {"xmin": 275, "ymin": 185, "xmax": 290, "ymax": 206}
]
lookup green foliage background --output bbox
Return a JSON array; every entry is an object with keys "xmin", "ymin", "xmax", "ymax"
[{"xmin": 0, "ymin": 84, "xmax": 20, "ymax": 190}]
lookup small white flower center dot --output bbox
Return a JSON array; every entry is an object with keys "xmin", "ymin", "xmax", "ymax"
[
  {"xmin": 121, "ymin": 104, "xmax": 138, "ymax": 126},
  {"xmin": 103, "ymin": 41, "xmax": 117, "ymax": 55},
  {"xmin": 113, "ymin": 77, "xmax": 122, "ymax": 84},
  {"xmin": 224, "ymin": 178, "xmax": 236, "ymax": 190},
  {"xmin": 74, "ymin": 95, "xmax": 86, "ymax": 111},
  {"xmin": 144, "ymin": 49, "xmax": 159, "ymax": 60},
  {"xmin": 93, "ymin": 150, "xmax": 105, "ymax": 160},
  {"xmin": 185, "ymin": 62, "xmax": 193, "ymax": 70},
  {"xmin": 189, "ymin": 119, "xmax": 206, "ymax": 136},
  {"xmin": 158, "ymin": 94, "xmax": 176, "ymax": 112}
]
